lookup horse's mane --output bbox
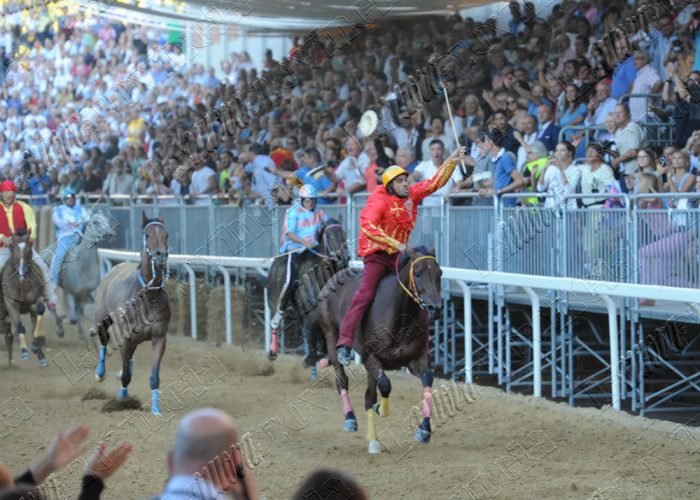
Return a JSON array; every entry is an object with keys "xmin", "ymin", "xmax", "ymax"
[{"xmin": 398, "ymin": 245, "xmax": 432, "ymax": 270}]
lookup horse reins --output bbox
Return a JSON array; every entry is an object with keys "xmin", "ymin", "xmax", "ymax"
[
  {"xmin": 138, "ymin": 221, "xmax": 169, "ymax": 288},
  {"xmin": 395, "ymin": 253, "xmax": 437, "ymax": 309}
]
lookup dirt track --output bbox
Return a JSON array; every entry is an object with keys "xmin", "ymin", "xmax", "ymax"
[{"xmin": 2, "ymin": 323, "xmax": 700, "ymax": 500}]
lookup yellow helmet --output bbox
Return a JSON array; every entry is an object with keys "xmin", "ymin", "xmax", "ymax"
[{"xmin": 382, "ymin": 165, "xmax": 408, "ymax": 188}]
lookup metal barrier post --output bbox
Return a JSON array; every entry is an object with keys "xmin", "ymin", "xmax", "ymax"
[{"xmin": 182, "ymin": 263, "xmax": 198, "ymax": 340}]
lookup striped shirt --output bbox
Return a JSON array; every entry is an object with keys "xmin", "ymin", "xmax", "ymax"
[{"xmin": 279, "ymin": 203, "xmax": 328, "ymax": 253}]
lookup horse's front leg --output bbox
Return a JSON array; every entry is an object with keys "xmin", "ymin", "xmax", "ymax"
[
  {"xmin": 30, "ymin": 305, "xmax": 48, "ymax": 367},
  {"xmin": 364, "ymin": 370, "xmax": 381, "ymax": 454},
  {"xmin": 149, "ymin": 335, "xmax": 166, "ymax": 416},
  {"xmin": 118, "ymin": 341, "xmax": 137, "ymax": 400},
  {"xmin": 2, "ymin": 318, "xmax": 12, "ymax": 365},
  {"xmin": 408, "ymin": 356, "xmax": 433, "ymax": 443},
  {"xmin": 93, "ymin": 308, "xmax": 113, "ymax": 381},
  {"xmin": 333, "ymin": 363, "xmax": 357, "ymax": 432},
  {"xmin": 5, "ymin": 300, "xmax": 27, "ymax": 360}
]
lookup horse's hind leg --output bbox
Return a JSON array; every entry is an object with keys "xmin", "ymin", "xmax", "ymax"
[
  {"xmin": 30, "ymin": 306, "xmax": 48, "ymax": 367},
  {"xmin": 118, "ymin": 341, "xmax": 136, "ymax": 400},
  {"xmin": 148, "ymin": 335, "xmax": 166, "ymax": 416},
  {"xmin": 408, "ymin": 356, "xmax": 433, "ymax": 443}
]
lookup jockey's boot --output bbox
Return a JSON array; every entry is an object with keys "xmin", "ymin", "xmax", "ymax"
[{"xmin": 337, "ymin": 345, "xmax": 353, "ymax": 366}]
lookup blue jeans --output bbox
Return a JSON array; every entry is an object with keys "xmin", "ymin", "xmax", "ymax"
[{"xmin": 50, "ymin": 233, "xmax": 81, "ymax": 286}]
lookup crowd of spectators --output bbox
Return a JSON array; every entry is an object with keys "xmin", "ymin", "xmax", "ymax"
[{"xmin": 0, "ymin": 0, "xmax": 699, "ymax": 213}]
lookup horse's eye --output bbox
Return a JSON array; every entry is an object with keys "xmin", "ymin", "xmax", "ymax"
[{"xmin": 415, "ymin": 272, "xmax": 421, "ymax": 279}]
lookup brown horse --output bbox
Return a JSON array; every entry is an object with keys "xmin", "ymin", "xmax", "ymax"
[
  {"xmin": 93, "ymin": 212, "xmax": 170, "ymax": 415},
  {"xmin": 1, "ymin": 229, "xmax": 48, "ymax": 367},
  {"xmin": 317, "ymin": 246, "xmax": 443, "ymax": 454}
]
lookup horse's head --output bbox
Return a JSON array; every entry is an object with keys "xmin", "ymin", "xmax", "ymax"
[
  {"xmin": 85, "ymin": 207, "xmax": 117, "ymax": 243},
  {"xmin": 9, "ymin": 229, "xmax": 32, "ymax": 279},
  {"xmin": 320, "ymin": 216, "xmax": 349, "ymax": 267},
  {"xmin": 400, "ymin": 246, "xmax": 443, "ymax": 313},
  {"xmin": 141, "ymin": 211, "xmax": 169, "ymax": 285}
]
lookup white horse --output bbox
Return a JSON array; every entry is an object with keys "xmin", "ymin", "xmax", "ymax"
[{"xmin": 41, "ymin": 206, "xmax": 117, "ymax": 340}]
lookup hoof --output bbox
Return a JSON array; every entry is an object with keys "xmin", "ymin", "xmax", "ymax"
[
  {"xmin": 368, "ymin": 440, "xmax": 381, "ymax": 454},
  {"xmin": 267, "ymin": 350, "xmax": 277, "ymax": 361},
  {"xmin": 373, "ymin": 403, "xmax": 381, "ymax": 415},
  {"xmin": 415, "ymin": 419, "xmax": 432, "ymax": 443},
  {"xmin": 56, "ymin": 326, "xmax": 64, "ymax": 338},
  {"xmin": 39, "ymin": 359, "xmax": 48, "ymax": 368},
  {"xmin": 344, "ymin": 412, "xmax": 357, "ymax": 432},
  {"xmin": 118, "ymin": 388, "xmax": 128, "ymax": 399},
  {"xmin": 151, "ymin": 404, "xmax": 161, "ymax": 416},
  {"xmin": 309, "ymin": 365, "xmax": 318, "ymax": 382},
  {"xmin": 96, "ymin": 364, "xmax": 106, "ymax": 381},
  {"xmin": 20, "ymin": 348, "xmax": 29, "ymax": 361},
  {"xmin": 415, "ymin": 428, "xmax": 431, "ymax": 443},
  {"xmin": 95, "ymin": 373, "xmax": 105, "ymax": 382}
]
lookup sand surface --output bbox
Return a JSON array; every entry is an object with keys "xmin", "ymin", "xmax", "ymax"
[{"xmin": 2, "ymin": 323, "xmax": 700, "ymax": 500}]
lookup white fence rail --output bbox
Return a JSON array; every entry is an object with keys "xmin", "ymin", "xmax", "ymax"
[{"xmin": 98, "ymin": 249, "xmax": 700, "ymax": 412}]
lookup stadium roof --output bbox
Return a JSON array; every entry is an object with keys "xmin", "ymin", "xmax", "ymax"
[{"xmin": 78, "ymin": 0, "xmax": 495, "ymax": 35}]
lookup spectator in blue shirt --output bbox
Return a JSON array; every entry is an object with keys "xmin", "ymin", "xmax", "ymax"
[
  {"xmin": 476, "ymin": 128, "xmax": 525, "ymax": 207},
  {"xmin": 294, "ymin": 148, "xmax": 335, "ymax": 205}
]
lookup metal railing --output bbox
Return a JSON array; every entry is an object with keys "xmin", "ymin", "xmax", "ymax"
[{"xmin": 36, "ymin": 191, "xmax": 699, "ymax": 289}]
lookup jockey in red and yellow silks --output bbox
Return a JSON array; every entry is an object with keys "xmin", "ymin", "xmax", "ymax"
[
  {"xmin": 0, "ymin": 180, "xmax": 58, "ymax": 309},
  {"xmin": 336, "ymin": 146, "xmax": 467, "ymax": 365}
]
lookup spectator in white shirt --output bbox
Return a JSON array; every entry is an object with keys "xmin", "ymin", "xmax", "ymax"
[
  {"xmin": 420, "ymin": 116, "xmax": 455, "ymax": 161},
  {"xmin": 189, "ymin": 161, "xmax": 218, "ymax": 205},
  {"xmin": 537, "ymin": 140, "xmax": 582, "ymax": 209},
  {"xmin": 584, "ymin": 82, "xmax": 617, "ymax": 143},
  {"xmin": 611, "ymin": 103, "xmax": 646, "ymax": 176},
  {"xmin": 513, "ymin": 114, "xmax": 538, "ymax": 172},
  {"xmin": 325, "ymin": 136, "xmax": 369, "ymax": 195},
  {"xmin": 630, "ymin": 49, "xmax": 662, "ymax": 122},
  {"xmin": 409, "ymin": 139, "xmax": 462, "ymax": 206}
]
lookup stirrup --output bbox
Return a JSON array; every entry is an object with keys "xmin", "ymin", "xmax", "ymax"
[{"xmin": 337, "ymin": 346, "xmax": 353, "ymax": 366}]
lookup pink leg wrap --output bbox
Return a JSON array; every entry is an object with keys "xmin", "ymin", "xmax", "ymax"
[
  {"xmin": 341, "ymin": 389, "xmax": 353, "ymax": 415},
  {"xmin": 422, "ymin": 387, "xmax": 432, "ymax": 419}
]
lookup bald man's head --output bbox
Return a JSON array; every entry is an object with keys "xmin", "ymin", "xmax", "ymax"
[{"xmin": 170, "ymin": 408, "xmax": 239, "ymax": 474}]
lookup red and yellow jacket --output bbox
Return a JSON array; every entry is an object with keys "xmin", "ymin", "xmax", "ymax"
[
  {"xmin": 357, "ymin": 158, "xmax": 457, "ymax": 257},
  {"xmin": 0, "ymin": 201, "xmax": 36, "ymax": 246}
]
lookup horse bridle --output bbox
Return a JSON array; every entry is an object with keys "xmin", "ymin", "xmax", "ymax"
[
  {"xmin": 138, "ymin": 221, "xmax": 169, "ymax": 288},
  {"xmin": 395, "ymin": 253, "xmax": 438, "ymax": 309}
]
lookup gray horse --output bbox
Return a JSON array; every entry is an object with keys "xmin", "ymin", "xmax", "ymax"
[{"xmin": 41, "ymin": 206, "xmax": 117, "ymax": 340}]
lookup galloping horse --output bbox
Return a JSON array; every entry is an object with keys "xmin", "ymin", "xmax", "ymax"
[
  {"xmin": 266, "ymin": 217, "xmax": 349, "ymax": 362},
  {"xmin": 317, "ymin": 246, "xmax": 443, "ymax": 454},
  {"xmin": 42, "ymin": 206, "xmax": 117, "ymax": 340},
  {"xmin": 93, "ymin": 212, "xmax": 170, "ymax": 415},
  {"xmin": 1, "ymin": 230, "xmax": 49, "ymax": 366}
]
